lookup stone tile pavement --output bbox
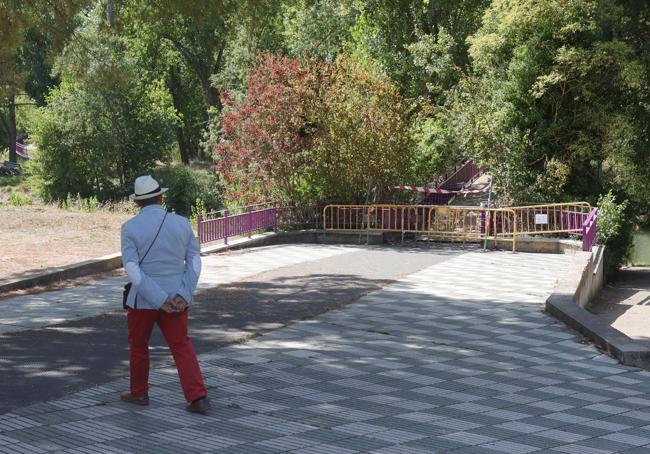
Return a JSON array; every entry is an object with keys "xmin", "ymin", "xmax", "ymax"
[
  {"xmin": 0, "ymin": 245, "xmax": 354, "ymax": 333},
  {"xmin": 4, "ymin": 250, "xmax": 650, "ymax": 453}
]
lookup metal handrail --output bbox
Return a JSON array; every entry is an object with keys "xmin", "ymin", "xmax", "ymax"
[{"xmin": 508, "ymin": 202, "xmax": 591, "ymax": 236}]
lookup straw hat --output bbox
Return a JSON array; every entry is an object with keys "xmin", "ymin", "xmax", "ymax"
[{"xmin": 129, "ymin": 175, "xmax": 168, "ymax": 200}]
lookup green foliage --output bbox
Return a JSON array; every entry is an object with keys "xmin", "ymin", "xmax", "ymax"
[
  {"xmin": 281, "ymin": 0, "xmax": 358, "ymax": 59},
  {"xmin": 410, "ymin": 107, "xmax": 464, "ymax": 183},
  {"xmin": 309, "ymin": 54, "xmax": 414, "ymax": 203},
  {"xmin": 458, "ymin": 0, "xmax": 650, "ymax": 205},
  {"xmin": 597, "ymin": 191, "xmax": 634, "ymax": 277},
  {"xmin": 28, "ymin": 12, "xmax": 177, "ymax": 202},
  {"xmin": 59, "ymin": 193, "xmax": 100, "ymax": 212},
  {"xmin": 189, "ymin": 197, "xmax": 206, "ymax": 229},
  {"xmin": 349, "ymin": 0, "xmax": 489, "ymax": 98},
  {"xmin": 152, "ymin": 166, "xmax": 223, "ymax": 216},
  {"xmin": 9, "ymin": 192, "xmax": 32, "ymax": 207}
]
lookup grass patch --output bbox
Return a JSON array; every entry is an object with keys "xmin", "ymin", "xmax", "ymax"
[
  {"xmin": 236, "ymin": 332, "xmax": 262, "ymax": 344},
  {"xmin": 0, "ymin": 175, "xmax": 25, "ymax": 188},
  {"xmin": 8, "ymin": 192, "xmax": 32, "ymax": 206}
]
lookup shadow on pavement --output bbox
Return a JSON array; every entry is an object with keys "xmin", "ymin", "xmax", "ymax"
[
  {"xmin": 0, "ymin": 273, "xmax": 393, "ymax": 414},
  {"xmin": 589, "ymin": 267, "xmax": 650, "ymax": 343}
]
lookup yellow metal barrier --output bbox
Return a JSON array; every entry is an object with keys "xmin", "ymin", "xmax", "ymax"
[
  {"xmin": 323, "ymin": 205, "xmax": 367, "ymax": 231},
  {"xmin": 323, "ymin": 204, "xmax": 486, "ymax": 238},
  {"xmin": 508, "ymin": 202, "xmax": 591, "ymax": 236},
  {"xmin": 489, "ymin": 208, "xmax": 517, "ymax": 253},
  {"xmin": 367, "ymin": 205, "xmax": 432, "ymax": 233},
  {"xmin": 427, "ymin": 206, "xmax": 485, "ymax": 241},
  {"xmin": 322, "ymin": 201, "xmax": 590, "ymax": 253},
  {"xmin": 323, "ymin": 204, "xmax": 508, "ymax": 246}
]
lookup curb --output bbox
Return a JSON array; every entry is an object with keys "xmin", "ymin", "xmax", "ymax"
[
  {"xmin": 546, "ymin": 294, "xmax": 650, "ymax": 368},
  {"xmin": 545, "ymin": 247, "xmax": 650, "ymax": 368},
  {"xmin": 0, "ymin": 253, "xmax": 123, "ymax": 294}
]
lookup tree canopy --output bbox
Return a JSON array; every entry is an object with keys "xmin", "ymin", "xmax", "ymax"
[{"xmin": 1, "ymin": 0, "xmax": 647, "ymax": 228}]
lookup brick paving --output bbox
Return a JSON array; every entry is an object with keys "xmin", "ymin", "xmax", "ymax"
[{"xmin": 3, "ymin": 249, "xmax": 650, "ymax": 453}]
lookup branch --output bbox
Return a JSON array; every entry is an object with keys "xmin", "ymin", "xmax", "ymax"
[
  {"xmin": 160, "ymin": 33, "xmax": 200, "ymax": 70},
  {"xmin": 0, "ymin": 112, "xmax": 8, "ymax": 135},
  {"xmin": 212, "ymin": 40, "xmax": 226, "ymax": 75},
  {"xmin": 0, "ymin": 102, "xmax": 38, "ymax": 107}
]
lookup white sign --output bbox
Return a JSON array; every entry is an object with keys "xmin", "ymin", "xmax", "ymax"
[{"xmin": 535, "ymin": 214, "xmax": 548, "ymax": 225}]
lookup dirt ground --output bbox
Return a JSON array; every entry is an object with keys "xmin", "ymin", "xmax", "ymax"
[{"xmin": 0, "ymin": 206, "xmax": 132, "ymax": 282}]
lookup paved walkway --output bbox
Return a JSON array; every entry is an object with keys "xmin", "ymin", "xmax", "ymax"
[
  {"xmin": 5, "ymin": 248, "xmax": 650, "ymax": 453},
  {"xmin": 0, "ymin": 244, "xmax": 459, "ymax": 414},
  {"xmin": 0, "ymin": 245, "xmax": 356, "ymax": 334}
]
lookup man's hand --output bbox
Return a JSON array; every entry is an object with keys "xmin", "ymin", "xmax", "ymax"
[
  {"xmin": 161, "ymin": 298, "xmax": 176, "ymax": 313},
  {"xmin": 173, "ymin": 295, "xmax": 188, "ymax": 312}
]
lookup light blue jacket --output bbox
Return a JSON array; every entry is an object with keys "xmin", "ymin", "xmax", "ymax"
[{"xmin": 121, "ymin": 204, "xmax": 201, "ymax": 310}]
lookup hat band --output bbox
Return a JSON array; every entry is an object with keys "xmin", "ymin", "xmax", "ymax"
[{"xmin": 136, "ymin": 185, "xmax": 161, "ymax": 197}]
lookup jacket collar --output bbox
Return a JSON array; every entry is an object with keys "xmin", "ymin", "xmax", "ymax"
[{"xmin": 139, "ymin": 204, "xmax": 166, "ymax": 214}]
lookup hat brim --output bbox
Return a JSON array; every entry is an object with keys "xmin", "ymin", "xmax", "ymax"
[{"xmin": 130, "ymin": 187, "xmax": 168, "ymax": 201}]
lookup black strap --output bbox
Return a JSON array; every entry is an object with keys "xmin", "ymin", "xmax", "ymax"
[{"xmin": 139, "ymin": 211, "xmax": 168, "ymax": 265}]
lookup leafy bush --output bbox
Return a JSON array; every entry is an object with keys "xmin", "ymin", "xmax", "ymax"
[
  {"xmin": 215, "ymin": 53, "xmax": 414, "ymax": 205},
  {"xmin": 597, "ymin": 191, "xmax": 634, "ymax": 278},
  {"xmin": 152, "ymin": 166, "xmax": 223, "ymax": 217}
]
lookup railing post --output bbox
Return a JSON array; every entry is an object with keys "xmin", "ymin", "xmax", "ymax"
[
  {"xmin": 224, "ymin": 209, "xmax": 229, "ymax": 245},
  {"xmin": 248, "ymin": 207, "xmax": 252, "ymax": 239},
  {"xmin": 197, "ymin": 213, "xmax": 203, "ymax": 245},
  {"xmin": 512, "ymin": 211, "xmax": 517, "ymax": 253},
  {"xmin": 273, "ymin": 203, "xmax": 278, "ymax": 232}
]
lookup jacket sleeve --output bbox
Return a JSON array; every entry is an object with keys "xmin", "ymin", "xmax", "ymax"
[
  {"xmin": 121, "ymin": 224, "xmax": 168, "ymax": 309},
  {"xmin": 175, "ymin": 221, "xmax": 201, "ymax": 304}
]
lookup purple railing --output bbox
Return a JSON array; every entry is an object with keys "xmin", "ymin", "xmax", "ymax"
[
  {"xmin": 582, "ymin": 207, "xmax": 598, "ymax": 252},
  {"xmin": 15, "ymin": 142, "xmax": 32, "ymax": 159},
  {"xmin": 197, "ymin": 203, "xmax": 321, "ymax": 245},
  {"xmin": 421, "ymin": 159, "xmax": 481, "ymax": 205}
]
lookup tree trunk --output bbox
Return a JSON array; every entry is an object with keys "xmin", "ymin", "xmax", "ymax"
[
  {"xmin": 176, "ymin": 126, "xmax": 190, "ymax": 164},
  {"xmin": 197, "ymin": 66, "xmax": 221, "ymax": 114},
  {"xmin": 167, "ymin": 67, "xmax": 193, "ymax": 164},
  {"xmin": 8, "ymin": 95, "xmax": 17, "ymax": 163}
]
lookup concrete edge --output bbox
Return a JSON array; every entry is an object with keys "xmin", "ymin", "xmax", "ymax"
[
  {"xmin": 486, "ymin": 237, "xmax": 583, "ymax": 254},
  {"xmin": 0, "ymin": 253, "xmax": 123, "ymax": 293},
  {"xmin": 545, "ymin": 248, "xmax": 650, "ymax": 368}
]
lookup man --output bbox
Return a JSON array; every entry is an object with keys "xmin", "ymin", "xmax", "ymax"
[{"xmin": 120, "ymin": 175, "xmax": 209, "ymax": 414}]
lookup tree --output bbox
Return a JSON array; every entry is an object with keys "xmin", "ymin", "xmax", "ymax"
[
  {"xmin": 457, "ymin": 0, "xmax": 650, "ymax": 205},
  {"xmin": 215, "ymin": 54, "xmax": 414, "ymax": 204},
  {"xmin": 281, "ymin": 0, "xmax": 358, "ymax": 60},
  {"xmin": 118, "ymin": 0, "xmax": 281, "ymax": 163},
  {"xmin": 0, "ymin": 0, "xmax": 89, "ymax": 162},
  {"xmin": 215, "ymin": 54, "xmax": 320, "ymax": 203},
  {"xmin": 29, "ymin": 10, "xmax": 177, "ymax": 201},
  {"xmin": 309, "ymin": 54, "xmax": 414, "ymax": 203},
  {"xmin": 349, "ymin": 0, "xmax": 489, "ymax": 99}
]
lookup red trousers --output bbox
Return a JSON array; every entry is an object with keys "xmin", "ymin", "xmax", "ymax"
[{"xmin": 127, "ymin": 308, "xmax": 207, "ymax": 402}]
